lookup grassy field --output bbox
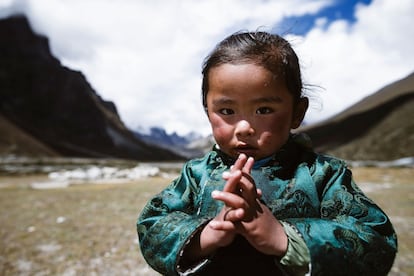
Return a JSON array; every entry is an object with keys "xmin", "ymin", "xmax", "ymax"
[{"xmin": 0, "ymin": 167, "xmax": 413, "ymax": 275}]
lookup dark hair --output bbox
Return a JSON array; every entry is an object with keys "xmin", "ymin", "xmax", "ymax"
[{"xmin": 202, "ymin": 31, "xmax": 303, "ymax": 108}]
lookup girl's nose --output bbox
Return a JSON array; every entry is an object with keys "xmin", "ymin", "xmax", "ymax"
[{"xmin": 235, "ymin": 120, "xmax": 255, "ymax": 137}]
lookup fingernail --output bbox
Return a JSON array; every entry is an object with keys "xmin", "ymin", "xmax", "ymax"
[
  {"xmin": 236, "ymin": 209, "xmax": 244, "ymax": 217},
  {"xmin": 222, "ymin": 171, "xmax": 230, "ymax": 178},
  {"xmin": 211, "ymin": 190, "xmax": 220, "ymax": 198},
  {"xmin": 209, "ymin": 221, "xmax": 218, "ymax": 229}
]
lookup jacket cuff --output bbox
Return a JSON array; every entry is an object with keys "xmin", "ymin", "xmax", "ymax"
[
  {"xmin": 176, "ymin": 219, "xmax": 213, "ymax": 275},
  {"xmin": 278, "ymin": 221, "xmax": 311, "ymax": 275}
]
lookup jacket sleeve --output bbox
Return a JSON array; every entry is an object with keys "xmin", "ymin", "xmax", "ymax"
[
  {"xmin": 286, "ymin": 158, "xmax": 397, "ymax": 275},
  {"xmin": 137, "ymin": 161, "xmax": 209, "ymax": 276}
]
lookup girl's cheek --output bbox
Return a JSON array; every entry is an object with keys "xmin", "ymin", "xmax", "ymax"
[
  {"xmin": 260, "ymin": 132, "xmax": 273, "ymax": 143},
  {"xmin": 209, "ymin": 114, "xmax": 234, "ymax": 143},
  {"xmin": 210, "ymin": 115, "xmax": 226, "ymax": 132},
  {"xmin": 213, "ymin": 127, "xmax": 229, "ymax": 143},
  {"xmin": 213, "ymin": 126, "xmax": 233, "ymax": 146}
]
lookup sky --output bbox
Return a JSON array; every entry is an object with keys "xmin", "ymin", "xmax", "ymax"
[{"xmin": 1, "ymin": 0, "xmax": 413, "ymax": 136}]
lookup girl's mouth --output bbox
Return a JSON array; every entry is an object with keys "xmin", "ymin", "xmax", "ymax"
[{"xmin": 235, "ymin": 145, "xmax": 258, "ymax": 156}]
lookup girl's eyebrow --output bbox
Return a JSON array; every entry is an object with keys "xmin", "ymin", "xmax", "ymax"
[
  {"xmin": 252, "ymin": 96, "xmax": 283, "ymax": 104},
  {"xmin": 212, "ymin": 96, "xmax": 283, "ymax": 106},
  {"xmin": 212, "ymin": 97, "xmax": 235, "ymax": 105}
]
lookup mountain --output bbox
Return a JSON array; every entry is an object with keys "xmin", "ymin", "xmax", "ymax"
[
  {"xmin": 0, "ymin": 15, "xmax": 182, "ymax": 161},
  {"xmin": 186, "ymin": 134, "xmax": 216, "ymax": 155},
  {"xmin": 296, "ymin": 72, "xmax": 414, "ymax": 161},
  {"xmin": 134, "ymin": 127, "xmax": 205, "ymax": 158},
  {"xmin": 187, "ymin": 72, "xmax": 414, "ymax": 162},
  {"xmin": 0, "ymin": 113, "xmax": 59, "ymax": 157}
]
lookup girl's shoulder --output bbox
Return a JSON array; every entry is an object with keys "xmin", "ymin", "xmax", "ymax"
[
  {"xmin": 313, "ymin": 152, "xmax": 348, "ymax": 169},
  {"xmin": 290, "ymin": 133, "xmax": 349, "ymax": 172},
  {"xmin": 306, "ymin": 152, "xmax": 352, "ymax": 182}
]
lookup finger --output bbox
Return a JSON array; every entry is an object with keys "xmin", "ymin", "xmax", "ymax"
[
  {"xmin": 222, "ymin": 154, "xmax": 248, "ymax": 193},
  {"xmin": 222, "ymin": 171, "xmax": 231, "ymax": 180},
  {"xmin": 222, "ymin": 171, "xmax": 253, "ymax": 192},
  {"xmin": 222, "ymin": 170, "xmax": 242, "ymax": 193},
  {"xmin": 239, "ymin": 157, "xmax": 257, "ymax": 198},
  {"xmin": 242, "ymin": 156, "xmax": 255, "ymax": 174},
  {"xmin": 230, "ymin": 154, "xmax": 248, "ymax": 173},
  {"xmin": 238, "ymin": 172, "xmax": 258, "ymax": 202},
  {"xmin": 241, "ymin": 172, "xmax": 255, "ymax": 187},
  {"xmin": 223, "ymin": 208, "xmax": 245, "ymax": 222},
  {"xmin": 209, "ymin": 220, "xmax": 237, "ymax": 231},
  {"xmin": 212, "ymin": 190, "xmax": 247, "ymax": 209}
]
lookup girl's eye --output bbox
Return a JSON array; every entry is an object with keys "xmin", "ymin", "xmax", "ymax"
[
  {"xmin": 219, "ymin": 108, "xmax": 234, "ymax": 115},
  {"xmin": 256, "ymin": 107, "xmax": 273, "ymax": 114}
]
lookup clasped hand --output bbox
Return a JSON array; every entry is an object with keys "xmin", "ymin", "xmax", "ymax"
[{"xmin": 205, "ymin": 154, "xmax": 288, "ymax": 256}]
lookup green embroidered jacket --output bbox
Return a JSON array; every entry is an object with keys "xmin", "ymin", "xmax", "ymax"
[{"xmin": 137, "ymin": 135, "xmax": 397, "ymax": 275}]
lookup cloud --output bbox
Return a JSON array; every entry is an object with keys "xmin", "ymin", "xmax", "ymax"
[
  {"xmin": 292, "ymin": 0, "xmax": 414, "ymax": 123},
  {"xmin": 2, "ymin": 0, "xmax": 413, "ymax": 135}
]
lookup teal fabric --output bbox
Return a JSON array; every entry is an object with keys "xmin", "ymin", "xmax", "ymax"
[{"xmin": 137, "ymin": 134, "xmax": 397, "ymax": 275}]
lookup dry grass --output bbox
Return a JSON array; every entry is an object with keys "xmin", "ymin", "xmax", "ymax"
[
  {"xmin": 352, "ymin": 167, "xmax": 414, "ymax": 276},
  {"xmin": 0, "ymin": 176, "xmax": 167, "ymax": 276},
  {"xmin": 0, "ymin": 167, "xmax": 413, "ymax": 275}
]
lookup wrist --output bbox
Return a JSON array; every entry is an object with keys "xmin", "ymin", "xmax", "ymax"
[
  {"xmin": 276, "ymin": 235, "xmax": 288, "ymax": 257},
  {"xmin": 272, "ymin": 221, "xmax": 289, "ymax": 257},
  {"xmin": 198, "ymin": 224, "xmax": 221, "ymax": 257}
]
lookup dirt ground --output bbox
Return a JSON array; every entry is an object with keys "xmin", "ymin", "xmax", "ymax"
[{"xmin": 0, "ymin": 167, "xmax": 413, "ymax": 275}]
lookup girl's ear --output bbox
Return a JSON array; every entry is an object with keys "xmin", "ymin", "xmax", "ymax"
[{"xmin": 291, "ymin": 97, "xmax": 309, "ymax": 129}]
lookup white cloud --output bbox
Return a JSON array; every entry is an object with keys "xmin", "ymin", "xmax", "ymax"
[
  {"xmin": 2, "ymin": 0, "xmax": 413, "ymax": 135},
  {"xmin": 293, "ymin": 0, "xmax": 414, "ymax": 123}
]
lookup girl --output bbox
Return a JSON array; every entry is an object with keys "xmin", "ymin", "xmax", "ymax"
[{"xmin": 137, "ymin": 31, "xmax": 397, "ymax": 275}]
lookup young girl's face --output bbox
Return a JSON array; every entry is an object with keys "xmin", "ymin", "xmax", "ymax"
[{"xmin": 206, "ymin": 63, "xmax": 306, "ymax": 160}]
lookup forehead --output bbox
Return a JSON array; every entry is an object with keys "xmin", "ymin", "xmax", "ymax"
[
  {"xmin": 209, "ymin": 63, "xmax": 273, "ymax": 86},
  {"xmin": 207, "ymin": 63, "xmax": 290, "ymax": 102}
]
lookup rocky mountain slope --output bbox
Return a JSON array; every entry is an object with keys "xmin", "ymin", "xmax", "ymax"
[
  {"xmin": 190, "ymin": 72, "xmax": 414, "ymax": 162},
  {"xmin": 134, "ymin": 127, "xmax": 205, "ymax": 158},
  {"xmin": 296, "ymin": 72, "xmax": 414, "ymax": 161},
  {"xmin": 0, "ymin": 15, "xmax": 181, "ymax": 161},
  {"xmin": 1, "ymin": 15, "xmax": 412, "ymax": 162}
]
